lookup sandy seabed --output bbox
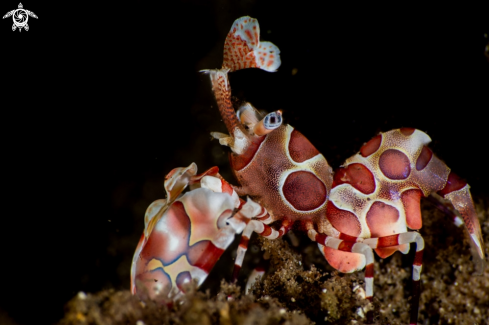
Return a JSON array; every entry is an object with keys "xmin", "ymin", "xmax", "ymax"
[{"xmin": 59, "ymin": 200, "xmax": 489, "ymax": 325}]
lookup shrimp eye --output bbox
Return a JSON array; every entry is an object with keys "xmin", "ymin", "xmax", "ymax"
[
  {"xmin": 253, "ymin": 110, "xmax": 283, "ymax": 136},
  {"xmin": 263, "ymin": 111, "xmax": 282, "ymax": 130}
]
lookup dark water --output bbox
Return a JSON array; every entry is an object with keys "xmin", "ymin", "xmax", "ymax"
[{"xmin": 1, "ymin": 1, "xmax": 488, "ymax": 324}]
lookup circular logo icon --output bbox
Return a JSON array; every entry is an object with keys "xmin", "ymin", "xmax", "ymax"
[{"xmin": 13, "ymin": 9, "xmax": 28, "ymax": 27}]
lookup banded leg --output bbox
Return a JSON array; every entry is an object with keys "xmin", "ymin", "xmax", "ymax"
[
  {"xmin": 363, "ymin": 232, "xmax": 424, "ymax": 325},
  {"xmin": 309, "ymin": 230, "xmax": 375, "ymax": 323},
  {"xmin": 245, "ymin": 264, "xmax": 267, "ymax": 294},
  {"xmin": 233, "ymin": 216, "xmax": 291, "ymax": 281}
]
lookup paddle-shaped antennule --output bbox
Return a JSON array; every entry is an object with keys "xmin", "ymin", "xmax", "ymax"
[
  {"xmin": 201, "ymin": 16, "xmax": 282, "ymax": 150},
  {"xmin": 223, "ymin": 16, "xmax": 281, "ymax": 72}
]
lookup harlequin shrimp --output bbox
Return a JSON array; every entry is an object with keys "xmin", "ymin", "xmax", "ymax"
[{"xmin": 131, "ymin": 16, "xmax": 486, "ymax": 324}]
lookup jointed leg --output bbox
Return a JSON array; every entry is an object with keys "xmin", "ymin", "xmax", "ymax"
[
  {"xmin": 363, "ymin": 232, "xmax": 424, "ymax": 325},
  {"xmin": 245, "ymin": 264, "xmax": 267, "ymax": 294},
  {"xmin": 233, "ymin": 217, "xmax": 291, "ymax": 281},
  {"xmin": 309, "ymin": 229, "xmax": 375, "ymax": 323}
]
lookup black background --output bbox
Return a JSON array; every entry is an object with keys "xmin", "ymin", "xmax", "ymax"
[{"xmin": 1, "ymin": 1, "xmax": 488, "ymax": 324}]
